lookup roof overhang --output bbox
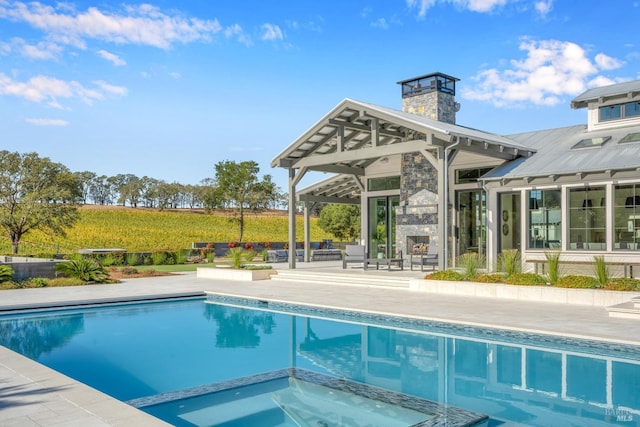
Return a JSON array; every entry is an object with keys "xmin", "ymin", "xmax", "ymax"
[
  {"xmin": 272, "ymin": 98, "xmax": 533, "ymax": 174},
  {"xmin": 273, "ymin": 98, "xmax": 536, "ymax": 205}
]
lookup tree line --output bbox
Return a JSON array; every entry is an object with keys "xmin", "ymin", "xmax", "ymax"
[
  {"xmin": 74, "ymin": 169, "xmax": 286, "ymax": 210},
  {"xmin": 0, "ymin": 151, "xmax": 286, "ymax": 253}
]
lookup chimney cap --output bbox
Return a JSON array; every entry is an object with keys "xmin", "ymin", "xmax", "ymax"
[{"xmin": 396, "ymin": 72, "xmax": 459, "ymax": 85}]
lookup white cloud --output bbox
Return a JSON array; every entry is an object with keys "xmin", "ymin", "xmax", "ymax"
[
  {"xmin": 1, "ymin": 37, "xmax": 62, "ymax": 59},
  {"xmin": 594, "ymin": 53, "xmax": 624, "ymax": 70},
  {"xmin": 0, "ymin": 73, "xmax": 126, "ymax": 107},
  {"xmin": 535, "ymin": 0, "xmax": 553, "ymax": 16},
  {"xmin": 168, "ymin": 72, "xmax": 181, "ymax": 80},
  {"xmin": 462, "ymin": 0, "xmax": 508, "ymax": 12},
  {"xmin": 463, "ymin": 39, "xmax": 625, "ymax": 107},
  {"xmin": 0, "ymin": 1, "xmax": 223, "ymax": 49},
  {"xmin": 224, "ymin": 24, "xmax": 252, "ymax": 46},
  {"xmin": 92, "ymin": 80, "xmax": 127, "ymax": 96},
  {"xmin": 97, "ymin": 49, "xmax": 126, "ymax": 66},
  {"xmin": 25, "ymin": 117, "xmax": 68, "ymax": 126},
  {"xmin": 406, "ymin": 0, "xmax": 507, "ymax": 17},
  {"xmin": 261, "ymin": 23, "xmax": 283, "ymax": 41},
  {"xmin": 21, "ymin": 40, "xmax": 61, "ymax": 59},
  {"xmin": 371, "ymin": 18, "xmax": 389, "ymax": 29}
]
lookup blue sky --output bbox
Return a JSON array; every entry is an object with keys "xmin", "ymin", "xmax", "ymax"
[{"xmin": 0, "ymin": 0, "xmax": 638, "ymax": 193}]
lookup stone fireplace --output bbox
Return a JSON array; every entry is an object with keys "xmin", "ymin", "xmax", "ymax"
[{"xmin": 407, "ymin": 235, "xmax": 430, "ymax": 254}]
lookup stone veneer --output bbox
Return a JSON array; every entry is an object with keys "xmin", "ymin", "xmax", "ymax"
[
  {"xmin": 401, "ymin": 90, "xmax": 457, "ymax": 124},
  {"xmin": 396, "ymin": 152, "xmax": 439, "ymax": 256}
]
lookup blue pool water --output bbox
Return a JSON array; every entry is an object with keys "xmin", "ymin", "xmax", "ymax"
[{"xmin": 1, "ymin": 296, "xmax": 639, "ymax": 426}]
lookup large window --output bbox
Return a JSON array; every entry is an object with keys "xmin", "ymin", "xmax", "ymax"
[
  {"xmin": 568, "ymin": 187, "xmax": 606, "ymax": 250},
  {"xmin": 455, "ymin": 167, "xmax": 494, "ymax": 184},
  {"xmin": 614, "ymin": 184, "xmax": 640, "ymax": 250},
  {"xmin": 599, "ymin": 104, "xmax": 621, "ymax": 121},
  {"xmin": 367, "ymin": 176, "xmax": 400, "ymax": 191},
  {"xmin": 527, "ymin": 190, "xmax": 561, "ymax": 249},
  {"xmin": 599, "ymin": 101, "xmax": 640, "ymax": 122}
]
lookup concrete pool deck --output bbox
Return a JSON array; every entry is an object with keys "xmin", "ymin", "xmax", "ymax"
[{"xmin": 1, "ymin": 263, "xmax": 639, "ymax": 426}]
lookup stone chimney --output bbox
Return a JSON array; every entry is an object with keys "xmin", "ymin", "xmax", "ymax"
[{"xmin": 397, "ymin": 72, "xmax": 460, "ymax": 124}]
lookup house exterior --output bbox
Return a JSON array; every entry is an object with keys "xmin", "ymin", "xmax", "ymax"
[{"xmin": 271, "ymin": 72, "xmax": 640, "ymax": 274}]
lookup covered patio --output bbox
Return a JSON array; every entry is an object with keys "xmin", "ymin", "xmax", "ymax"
[{"xmin": 271, "ymin": 95, "xmax": 533, "ymax": 270}]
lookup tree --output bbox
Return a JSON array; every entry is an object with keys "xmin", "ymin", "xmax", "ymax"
[
  {"xmin": 211, "ymin": 160, "xmax": 279, "ymax": 242},
  {"xmin": 89, "ymin": 175, "xmax": 114, "ymax": 205},
  {"xmin": 73, "ymin": 171, "xmax": 96, "ymax": 204},
  {"xmin": 318, "ymin": 204, "xmax": 361, "ymax": 242},
  {"xmin": 0, "ymin": 151, "xmax": 81, "ymax": 254}
]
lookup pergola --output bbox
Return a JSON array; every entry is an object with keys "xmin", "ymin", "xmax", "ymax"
[{"xmin": 271, "ymin": 98, "xmax": 533, "ymax": 269}]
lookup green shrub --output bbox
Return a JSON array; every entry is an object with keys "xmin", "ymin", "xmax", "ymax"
[
  {"xmin": 425, "ymin": 270, "xmax": 464, "ymax": 281},
  {"xmin": 150, "ymin": 251, "xmax": 167, "ymax": 265},
  {"xmin": 497, "ymin": 249, "xmax": 521, "ymax": 276},
  {"xmin": 243, "ymin": 250, "xmax": 256, "ymax": 263},
  {"xmin": 457, "ymin": 253, "xmax": 483, "ymax": 281},
  {"xmin": 25, "ymin": 277, "xmax": 48, "ymax": 287},
  {"xmin": 505, "ymin": 273, "xmax": 547, "ymax": 286},
  {"xmin": 544, "ymin": 250, "xmax": 562, "ymax": 285},
  {"xmin": 101, "ymin": 253, "xmax": 121, "ymax": 267},
  {"xmin": 0, "ymin": 265, "xmax": 14, "ymax": 282},
  {"xmin": 55, "ymin": 257, "xmax": 109, "ymax": 283},
  {"xmin": 126, "ymin": 253, "xmax": 141, "ymax": 266},
  {"xmin": 228, "ymin": 247, "xmax": 244, "ymax": 269},
  {"xmin": 0, "ymin": 281, "xmax": 18, "ymax": 290},
  {"xmin": 593, "ymin": 256, "xmax": 610, "ymax": 287},
  {"xmin": 604, "ymin": 278, "xmax": 640, "ymax": 291},
  {"xmin": 261, "ymin": 249, "xmax": 269, "ymax": 262},
  {"xmin": 556, "ymin": 275, "xmax": 598, "ymax": 289},
  {"xmin": 243, "ymin": 265, "xmax": 273, "ymax": 270},
  {"xmin": 474, "ymin": 273, "xmax": 507, "ymax": 283},
  {"xmin": 47, "ymin": 277, "xmax": 86, "ymax": 287},
  {"xmin": 175, "ymin": 249, "xmax": 190, "ymax": 265},
  {"xmin": 206, "ymin": 252, "xmax": 215, "ymax": 263}
]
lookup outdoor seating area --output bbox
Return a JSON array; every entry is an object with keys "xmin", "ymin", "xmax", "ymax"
[
  {"xmin": 409, "ymin": 245, "xmax": 439, "ymax": 272},
  {"xmin": 310, "ymin": 249, "xmax": 343, "ymax": 261},
  {"xmin": 266, "ymin": 249, "xmax": 304, "ymax": 263},
  {"xmin": 342, "ymin": 244, "xmax": 365, "ymax": 269},
  {"xmin": 342, "ymin": 244, "xmax": 406, "ymax": 271}
]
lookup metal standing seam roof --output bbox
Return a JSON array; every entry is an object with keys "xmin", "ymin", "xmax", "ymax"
[
  {"xmin": 571, "ymin": 80, "xmax": 640, "ymax": 109},
  {"xmin": 482, "ymin": 124, "xmax": 640, "ymax": 181}
]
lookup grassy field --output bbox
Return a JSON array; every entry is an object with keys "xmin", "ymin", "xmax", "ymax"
[{"xmin": 3, "ymin": 205, "xmax": 332, "ymax": 255}]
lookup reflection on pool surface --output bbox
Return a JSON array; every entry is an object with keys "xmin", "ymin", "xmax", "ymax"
[{"xmin": 0, "ymin": 295, "xmax": 639, "ymax": 426}]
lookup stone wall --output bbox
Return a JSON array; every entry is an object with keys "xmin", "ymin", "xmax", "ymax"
[
  {"xmin": 401, "ymin": 90, "xmax": 457, "ymax": 124},
  {"xmin": 1, "ymin": 257, "xmax": 60, "ymax": 281},
  {"xmin": 396, "ymin": 152, "xmax": 439, "ymax": 256}
]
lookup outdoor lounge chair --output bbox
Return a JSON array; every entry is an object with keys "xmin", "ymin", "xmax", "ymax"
[
  {"xmin": 410, "ymin": 244, "xmax": 438, "ymax": 271},
  {"xmin": 342, "ymin": 244, "xmax": 365, "ymax": 269}
]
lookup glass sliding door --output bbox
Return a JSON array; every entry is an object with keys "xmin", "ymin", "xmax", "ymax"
[
  {"xmin": 499, "ymin": 193, "xmax": 521, "ymax": 253},
  {"xmin": 368, "ymin": 196, "xmax": 399, "ymax": 258},
  {"xmin": 458, "ymin": 190, "xmax": 486, "ymax": 256}
]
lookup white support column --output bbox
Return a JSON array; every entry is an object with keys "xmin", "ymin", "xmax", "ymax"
[
  {"xmin": 606, "ymin": 182, "xmax": 613, "ymax": 252},
  {"xmin": 304, "ymin": 203, "xmax": 311, "ymax": 262},
  {"xmin": 437, "ymin": 146, "xmax": 447, "ymax": 270},
  {"xmin": 288, "ymin": 168, "xmax": 297, "ymax": 269}
]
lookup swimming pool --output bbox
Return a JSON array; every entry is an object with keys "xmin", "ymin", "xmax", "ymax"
[{"xmin": 0, "ymin": 296, "xmax": 638, "ymax": 426}]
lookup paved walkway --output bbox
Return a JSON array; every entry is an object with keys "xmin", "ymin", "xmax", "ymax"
[{"xmin": 1, "ymin": 263, "xmax": 639, "ymax": 426}]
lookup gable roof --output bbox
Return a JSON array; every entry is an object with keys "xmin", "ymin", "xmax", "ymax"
[
  {"xmin": 271, "ymin": 98, "xmax": 533, "ymax": 175},
  {"xmin": 571, "ymin": 80, "xmax": 640, "ymax": 109}
]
